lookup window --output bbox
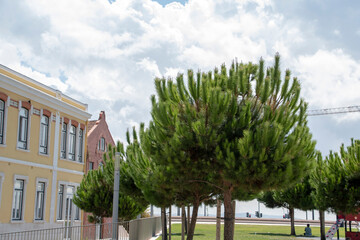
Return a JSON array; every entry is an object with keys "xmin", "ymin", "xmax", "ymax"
[
  {"xmin": 74, "ymin": 205, "xmax": 80, "ymax": 220},
  {"xmin": 65, "ymin": 186, "xmax": 75, "ymax": 220},
  {"xmin": 57, "ymin": 185, "xmax": 64, "ymax": 220},
  {"xmin": 68, "ymin": 125, "xmax": 76, "ymax": 160},
  {"xmin": 61, "ymin": 123, "xmax": 67, "ymax": 158},
  {"xmin": 57, "ymin": 184, "xmax": 79, "ymax": 221},
  {"xmin": 89, "ymin": 162, "xmax": 94, "ymax": 170},
  {"xmin": 12, "ymin": 179, "xmax": 24, "ymax": 220},
  {"xmin": 39, "ymin": 115, "xmax": 49, "ymax": 154},
  {"xmin": 99, "ymin": 137, "xmax": 105, "ymax": 151},
  {"xmin": 35, "ymin": 182, "xmax": 45, "ymax": 220},
  {"xmin": 0, "ymin": 100, "xmax": 5, "ymax": 144},
  {"xmin": 78, "ymin": 129, "xmax": 83, "ymax": 162},
  {"xmin": 17, "ymin": 107, "xmax": 29, "ymax": 149}
]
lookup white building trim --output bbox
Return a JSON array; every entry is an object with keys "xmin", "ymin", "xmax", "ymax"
[
  {"xmin": 0, "ymin": 72, "xmax": 91, "ymax": 121},
  {"xmin": 49, "ymin": 111, "xmax": 60, "ymax": 223},
  {"xmin": 0, "ymin": 156, "xmax": 84, "ymax": 176}
]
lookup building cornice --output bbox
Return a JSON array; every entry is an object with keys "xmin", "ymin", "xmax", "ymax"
[{"xmin": 0, "ymin": 70, "xmax": 91, "ymax": 121}]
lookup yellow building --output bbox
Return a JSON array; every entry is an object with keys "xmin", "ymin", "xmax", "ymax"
[{"xmin": 0, "ymin": 65, "xmax": 91, "ymax": 233}]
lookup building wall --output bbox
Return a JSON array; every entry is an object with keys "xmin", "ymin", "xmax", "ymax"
[
  {"xmin": 83, "ymin": 111, "xmax": 115, "ymax": 230},
  {"xmin": 0, "ymin": 65, "xmax": 91, "ymax": 233},
  {"xmin": 86, "ymin": 111, "xmax": 115, "ymax": 171}
]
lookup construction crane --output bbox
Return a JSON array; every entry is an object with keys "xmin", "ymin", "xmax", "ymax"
[{"xmin": 307, "ymin": 106, "xmax": 360, "ymax": 116}]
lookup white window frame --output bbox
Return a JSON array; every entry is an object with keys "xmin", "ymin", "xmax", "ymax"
[
  {"xmin": 11, "ymin": 175, "xmax": 28, "ymax": 223},
  {"xmin": 0, "ymin": 97, "xmax": 9, "ymax": 146},
  {"xmin": 99, "ymin": 137, "xmax": 105, "ymax": 151},
  {"xmin": 34, "ymin": 178, "xmax": 48, "ymax": 222},
  {"xmin": 60, "ymin": 118, "xmax": 68, "ymax": 159},
  {"xmin": 56, "ymin": 181, "xmax": 80, "ymax": 222},
  {"xmin": 39, "ymin": 110, "xmax": 51, "ymax": 156},
  {"xmin": 0, "ymin": 172, "xmax": 4, "ymax": 208},
  {"xmin": 56, "ymin": 184, "xmax": 65, "ymax": 221},
  {"xmin": 68, "ymin": 124, "xmax": 77, "ymax": 161},
  {"xmin": 89, "ymin": 162, "xmax": 94, "ymax": 171},
  {"xmin": 16, "ymin": 101, "xmax": 32, "ymax": 151},
  {"xmin": 77, "ymin": 127, "xmax": 85, "ymax": 163}
]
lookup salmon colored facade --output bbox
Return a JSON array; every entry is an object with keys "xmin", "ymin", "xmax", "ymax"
[
  {"xmin": 83, "ymin": 111, "xmax": 115, "ymax": 238},
  {"xmin": 0, "ymin": 65, "xmax": 91, "ymax": 233}
]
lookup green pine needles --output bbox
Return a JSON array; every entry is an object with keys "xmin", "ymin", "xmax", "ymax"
[
  {"xmin": 73, "ymin": 143, "xmax": 148, "ymax": 223},
  {"xmin": 135, "ymin": 54, "xmax": 316, "ymax": 240}
]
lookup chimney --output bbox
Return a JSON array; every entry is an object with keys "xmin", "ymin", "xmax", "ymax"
[{"xmin": 99, "ymin": 111, "xmax": 105, "ymax": 120}]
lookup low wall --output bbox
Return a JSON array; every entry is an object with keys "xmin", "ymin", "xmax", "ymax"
[{"xmin": 129, "ymin": 216, "xmax": 162, "ymax": 240}]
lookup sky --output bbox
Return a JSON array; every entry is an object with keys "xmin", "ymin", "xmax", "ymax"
[{"xmin": 1, "ymin": 0, "xmax": 360, "ymax": 156}]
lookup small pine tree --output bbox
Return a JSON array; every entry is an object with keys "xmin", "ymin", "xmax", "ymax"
[
  {"xmin": 259, "ymin": 176, "xmax": 315, "ymax": 236},
  {"xmin": 73, "ymin": 143, "xmax": 148, "ymax": 223},
  {"xmin": 311, "ymin": 142, "xmax": 360, "ymax": 240}
]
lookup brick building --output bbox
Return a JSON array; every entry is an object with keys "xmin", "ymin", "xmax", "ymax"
[{"xmin": 84, "ymin": 111, "xmax": 115, "ymax": 229}]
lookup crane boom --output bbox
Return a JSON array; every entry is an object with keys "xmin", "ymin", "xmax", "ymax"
[{"xmin": 307, "ymin": 106, "xmax": 360, "ymax": 116}]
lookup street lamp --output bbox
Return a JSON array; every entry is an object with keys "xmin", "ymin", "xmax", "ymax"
[{"xmin": 112, "ymin": 152, "xmax": 121, "ymax": 240}]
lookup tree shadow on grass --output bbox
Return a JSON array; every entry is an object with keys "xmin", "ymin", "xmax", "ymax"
[
  {"xmin": 250, "ymin": 233, "xmax": 318, "ymax": 238},
  {"xmin": 170, "ymin": 233, "xmax": 205, "ymax": 236},
  {"xmin": 250, "ymin": 232, "xmax": 290, "ymax": 237}
]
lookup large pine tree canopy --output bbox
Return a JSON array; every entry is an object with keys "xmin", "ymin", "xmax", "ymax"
[
  {"xmin": 141, "ymin": 54, "xmax": 316, "ymax": 195},
  {"xmin": 135, "ymin": 54, "xmax": 316, "ymax": 240}
]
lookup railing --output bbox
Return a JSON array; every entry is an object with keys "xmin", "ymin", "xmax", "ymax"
[
  {"xmin": 0, "ymin": 221, "xmax": 130, "ymax": 240},
  {"xmin": 0, "ymin": 216, "xmax": 162, "ymax": 240}
]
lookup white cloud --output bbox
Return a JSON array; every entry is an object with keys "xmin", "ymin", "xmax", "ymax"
[
  {"xmin": 119, "ymin": 105, "xmax": 136, "ymax": 118},
  {"xmin": 1, "ymin": 0, "xmax": 359, "ymax": 143},
  {"xmin": 164, "ymin": 67, "xmax": 183, "ymax": 79},
  {"xmin": 333, "ymin": 29, "xmax": 340, "ymax": 36},
  {"xmin": 136, "ymin": 58, "xmax": 161, "ymax": 77},
  {"xmin": 295, "ymin": 49, "xmax": 360, "ymax": 121}
]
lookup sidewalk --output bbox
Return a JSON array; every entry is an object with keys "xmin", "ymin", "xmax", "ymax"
[{"xmin": 296, "ymin": 237, "xmax": 345, "ymax": 240}]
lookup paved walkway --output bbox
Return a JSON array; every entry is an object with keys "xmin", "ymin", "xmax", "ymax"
[
  {"xmin": 172, "ymin": 216, "xmax": 335, "ymax": 227},
  {"xmin": 296, "ymin": 237, "xmax": 345, "ymax": 240}
]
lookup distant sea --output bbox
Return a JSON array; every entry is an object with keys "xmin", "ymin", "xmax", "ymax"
[{"xmin": 151, "ymin": 199, "xmax": 337, "ymax": 221}]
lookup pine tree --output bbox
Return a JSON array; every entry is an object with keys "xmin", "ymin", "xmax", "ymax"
[
  {"xmin": 311, "ymin": 141, "xmax": 360, "ymax": 240},
  {"xmin": 73, "ymin": 143, "xmax": 148, "ymax": 223},
  {"xmin": 259, "ymin": 176, "xmax": 315, "ymax": 236},
  {"xmin": 136, "ymin": 54, "xmax": 316, "ymax": 240}
]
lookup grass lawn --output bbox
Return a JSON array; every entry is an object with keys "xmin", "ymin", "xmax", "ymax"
[{"xmin": 168, "ymin": 224, "xmax": 345, "ymax": 240}]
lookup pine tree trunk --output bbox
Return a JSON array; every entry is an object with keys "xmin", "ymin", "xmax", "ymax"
[
  {"xmin": 181, "ymin": 206, "xmax": 185, "ymax": 240},
  {"xmin": 319, "ymin": 210, "xmax": 326, "ymax": 240},
  {"xmin": 169, "ymin": 207, "xmax": 172, "ymax": 240},
  {"xmin": 223, "ymin": 189, "xmax": 234, "ymax": 240},
  {"xmin": 232, "ymin": 200, "xmax": 236, "ymax": 237},
  {"xmin": 290, "ymin": 207, "xmax": 296, "ymax": 236},
  {"xmin": 184, "ymin": 207, "xmax": 188, "ymax": 234},
  {"xmin": 186, "ymin": 201, "xmax": 199, "ymax": 240},
  {"xmin": 187, "ymin": 205, "xmax": 191, "ymax": 230},
  {"xmin": 216, "ymin": 199, "xmax": 221, "ymax": 240},
  {"xmin": 161, "ymin": 207, "xmax": 167, "ymax": 240}
]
